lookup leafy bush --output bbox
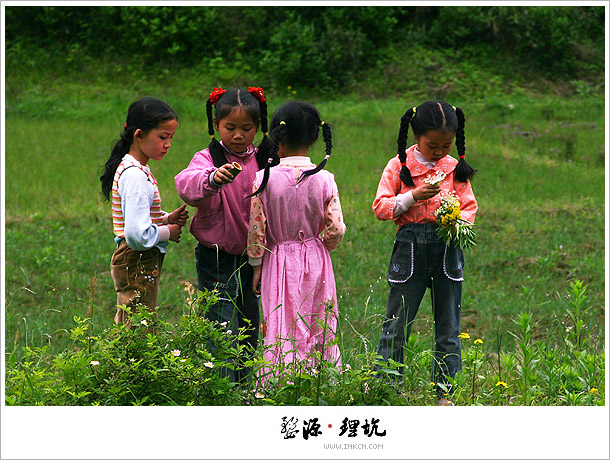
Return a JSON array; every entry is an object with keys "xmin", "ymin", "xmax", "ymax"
[
  {"xmin": 5, "ymin": 280, "xmax": 605, "ymax": 406},
  {"xmin": 4, "ymin": 5, "xmax": 604, "ymax": 92}
]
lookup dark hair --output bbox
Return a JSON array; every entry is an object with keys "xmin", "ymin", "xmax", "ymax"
[
  {"xmin": 205, "ymin": 88, "xmax": 272, "ymax": 169},
  {"xmin": 100, "ymin": 97, "xmax": 178, "ymax": 201},
  {"xmin": 251, "ymin": 101, "xmax": 332, "ymax": 197},
  {"xmin": 396, "ymin": 101, "xmax": 476, "ymax": 186}
]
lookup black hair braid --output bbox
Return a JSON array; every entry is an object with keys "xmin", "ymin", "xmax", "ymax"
[
  {"xmin": 255, "ymin": 100, "xmax": 275, "ymax": 169},
  {"xmin": 452, "ymin": 106, "xmax": 476, "ymax": 182},
  {"xmin": 297, "ymin": 122, "xmax": 332, "ymax": 183},
  {"xmin": 206, "ymin": 98, "xmax": 228, "ymax": 168},
  {"xmin": 397, "ymin": 108, "xmax": 415, "ymax": 186},
  {"xmin": 249, "ymin": 123, "xmax": 284, "ymax": 197}
]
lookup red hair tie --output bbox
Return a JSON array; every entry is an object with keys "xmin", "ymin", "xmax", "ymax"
[
  {"xmin": 209, "ymin": 87, "xmax": 227, "ymax": 105},
  {"xmin": 248, "ymin": 86, "xmax": 266, "ymax": 103},
  {"xmin": 459, "ymin": 154, "xmax": 465, "ymax": 159}
]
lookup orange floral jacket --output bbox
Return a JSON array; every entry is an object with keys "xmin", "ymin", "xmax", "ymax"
[{"xmin": 373, "ymin": 145, "xmax": 478, "ymax": 227}]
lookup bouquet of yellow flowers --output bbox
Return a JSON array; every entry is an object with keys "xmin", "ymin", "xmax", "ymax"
[{"xmin": 434, "ymin": 191, "xmax": 476, "ymax": 250}]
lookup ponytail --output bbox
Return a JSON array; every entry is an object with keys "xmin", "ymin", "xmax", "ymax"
[
  {"xmin": 100, "ymin": 129, "xmax": 134, "ymax": 201},
  {"xmin": 452, "ymin": 106, "xmax": 476, "ymax": 182},
  {"xmin": 99, "ymin": 97, "xmax": 177, "ymax": 202}
]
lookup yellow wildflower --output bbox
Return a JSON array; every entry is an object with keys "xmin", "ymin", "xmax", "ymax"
[
  {"xmin": 474, "ymin": 339, "xmax": 483, "ymax": 345},
  {"xmin": 458, "ymin": 332, "xmax": 470, "ymax": 340},
  {"xmin": 590, "ymin": 388, "xmax": 598, "ymax": 394},
  {"xmin": 496, "ymin": 381, "xmax": 508, "ymax": 388}
]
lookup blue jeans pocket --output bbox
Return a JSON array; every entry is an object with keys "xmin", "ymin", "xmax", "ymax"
[
  {"xmin": 443, "ymin": 244, "xmax": 465, "ymax": 281},
  {"xmin": 387, "ymin": 240, "xmax": 414, "ymax": 284}
]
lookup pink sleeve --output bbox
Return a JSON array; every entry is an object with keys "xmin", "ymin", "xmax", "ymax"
[
  {"xmin": 323, "ymin": 182, "xmax": 346, "ymax": 251},
  {"xmin": 247, "ymin": 179, "xmax": 267, "ymax": 260},
  {"xmin": 174, "ymin": 150, "xmax": 219, "ymax": 208},
  {"xmin": 372, "ymin": 157, "xmax": 402, "ymax": 221}
]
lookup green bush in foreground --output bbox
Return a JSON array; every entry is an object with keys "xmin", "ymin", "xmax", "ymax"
[{"xmin": 5, "ymin": 280, "xmax": 604, "ymax": 406}]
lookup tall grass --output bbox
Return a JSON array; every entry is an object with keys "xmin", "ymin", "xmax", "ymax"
[{"xmin": 3, "ymin": 71, "xmax": 606, "ymax": 406}]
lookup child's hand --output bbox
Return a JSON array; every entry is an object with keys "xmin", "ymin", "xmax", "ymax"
[
  {"xmin": 213, "ymin": 163, "xmax": 239, "ymax": 185},
  {"xmin": 252, "ymin": 265, "xmax": 262, "ymax": 296},
  {"xmin": 168, "ymin": 204, "xmax": 189, "ymax": 227},
  {"xmin": 413, "ymin": 183, "xmax": 441, "ymax": 201},
  {"xmin": 168, "ymin": 224, "xmax": 182, "ymax": 243}
]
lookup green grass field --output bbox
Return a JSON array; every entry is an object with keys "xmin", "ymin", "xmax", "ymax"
[{"xmin": 3, "ymin": 80, "xmax": 606, "ymax": 406}]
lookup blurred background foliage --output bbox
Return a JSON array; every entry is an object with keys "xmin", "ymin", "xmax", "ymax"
[{"xmin": 4, "ymin": 5, "xmax": 605, "ymax": 95}]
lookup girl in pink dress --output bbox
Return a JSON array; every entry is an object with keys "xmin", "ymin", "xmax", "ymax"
[{"xmin": 247, "ymin": 101, "xmax": 346, "ymax": 377}]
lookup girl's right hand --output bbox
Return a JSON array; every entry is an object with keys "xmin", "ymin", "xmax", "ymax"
[
  {"xmin": 168, "ymin": 223, "xmax": 182, "ymax": 243},
  {"xmin": 413, "ymin": 183, "xmax": 441, "ymax": 201},
  {"xmin": 213, "ymin": 163, "xmax": 238, "ymax": 186}
]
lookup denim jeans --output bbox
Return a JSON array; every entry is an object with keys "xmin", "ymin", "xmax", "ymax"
[
  {"xmin": 376, "ymin": 223, "xmax": 464, "ymax": 394},
  {"xmin": 195, "ymin": 243, "xmax": 259, "ymax": 382}
]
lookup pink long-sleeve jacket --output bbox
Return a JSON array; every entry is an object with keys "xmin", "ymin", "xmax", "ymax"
[
  {"xmin": 174, "ymin": 146, "xmax": 259, "ymax": 255},
  {"xmin": 373, "ymin": 145, "xmax": 478, "ymax": 227}
]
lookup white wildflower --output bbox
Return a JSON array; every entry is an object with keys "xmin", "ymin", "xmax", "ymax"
[
  {"xmin": 171, "ymin": 349, "xmax": 181, "ymax": 357},
  {"xmin": 423, "ymin": 171, "xmax": 447, "ymax": 186},
  {"xmin": 90, "ymin": 360, "xmax": 100, "ymax": 366},
  {"xmin": 204, "ymin": 361, "xmax": 214, "ymax": 368}
]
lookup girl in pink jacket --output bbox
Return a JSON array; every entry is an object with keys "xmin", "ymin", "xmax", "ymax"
[
  {"xmin": 373, "ymin": 101, "xmax": 478, "ymax": 405},
  {"xmin": 174, "ymin": 87, "xmax": 272, "ymax": 382}
]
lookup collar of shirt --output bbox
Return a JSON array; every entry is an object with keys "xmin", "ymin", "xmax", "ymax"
[
  {"xmin": 413, "ymin": 147, "xmax": 437, "ymax": 169},
  {"xmin": 279, "ymin": 156, "xmax": 314, "ymax": 167},
  {"xmin": 123, "ymin": 153, "xmax": 151, "ymax": 173},
  {"xmin": 405, "ymin": 145, "xmax": 456, "ymax": 178},
  {"xmin": 220, "ymin": 141, "xmax": 255, "ymax": 158}
]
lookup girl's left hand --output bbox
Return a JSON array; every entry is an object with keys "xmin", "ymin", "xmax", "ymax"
[
  {"xmin": 252, "ymin": 265, "xmax": 262, "ymax": 296},
  {"xmin": 168, "ymin": 204, "xmax": 189, "ymax": 227}
]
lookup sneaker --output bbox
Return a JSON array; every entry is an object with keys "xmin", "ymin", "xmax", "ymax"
[{"xmin": 438, "ymin": 398, "xmax": 454, "ymax": 406}]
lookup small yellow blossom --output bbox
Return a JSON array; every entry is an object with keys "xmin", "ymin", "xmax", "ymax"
[
  {"xmin": 429, "ymin": 382, "xmax": 436, "ymax": 387},
  {"xmin": 474, "ymin": 339, "xmax": 483, "ymax": 345},
  {"xmin": 291, "ymin": 90, "xmax": 297, "ymax": 95},
  {"xmin": 590, "ymin": 388, "xmax": 598, "ymax": 394},
  {"xmin": 495, "ymin": 381, "xmax": 508, "ymax": 388},
  {"xmin": 458, "ymin": 332, "xmax": 470, "ymax": 340}
]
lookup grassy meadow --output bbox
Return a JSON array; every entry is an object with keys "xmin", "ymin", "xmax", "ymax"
[{"xmin": 3, "ymin": 77, "xmax": 606, "ymax": 406}]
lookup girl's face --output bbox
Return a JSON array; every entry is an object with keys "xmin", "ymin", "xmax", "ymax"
[
  {"xmin": 133, "ymin": 119, "xmax": 178, "ymax": 164},
  {"xmin": 214, "ymin": 107, "xmax": 257, "ymax": 154},
  {"xmin": 415, "ymin": 129, "xmax": 455, "ymax": 162}
]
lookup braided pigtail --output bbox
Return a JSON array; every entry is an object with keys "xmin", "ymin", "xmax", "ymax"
[
  {"xmin": 206, "ymin": 95, "xmax": 228, "ymax": 168},
  {"xmin": 397, "ymin": 108, "xmax": 415, "ymax": 186},
  {"xmin": 255, "ymin": 98, "xmax": 275, "ymax": 169},
  {"xmin": 297, "ymin": 121, "xmax": 332, "ymax": 184},
  {"xmin": 249, "ymin": 121, "xmax": 284, "ymax": 197},
  {"xmin": 452, "ymin": 106, "xmax": 476, "ymax": 182}
]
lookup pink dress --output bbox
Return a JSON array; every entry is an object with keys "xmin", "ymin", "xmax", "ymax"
[{"xmin": 247, "ymin": 157, "xmax": 346, "ymax": 373}]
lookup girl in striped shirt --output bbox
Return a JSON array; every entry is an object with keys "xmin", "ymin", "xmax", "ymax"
[{"xmin": 100, "ymin": 97, "xmax": 188, "ymax": 326}]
